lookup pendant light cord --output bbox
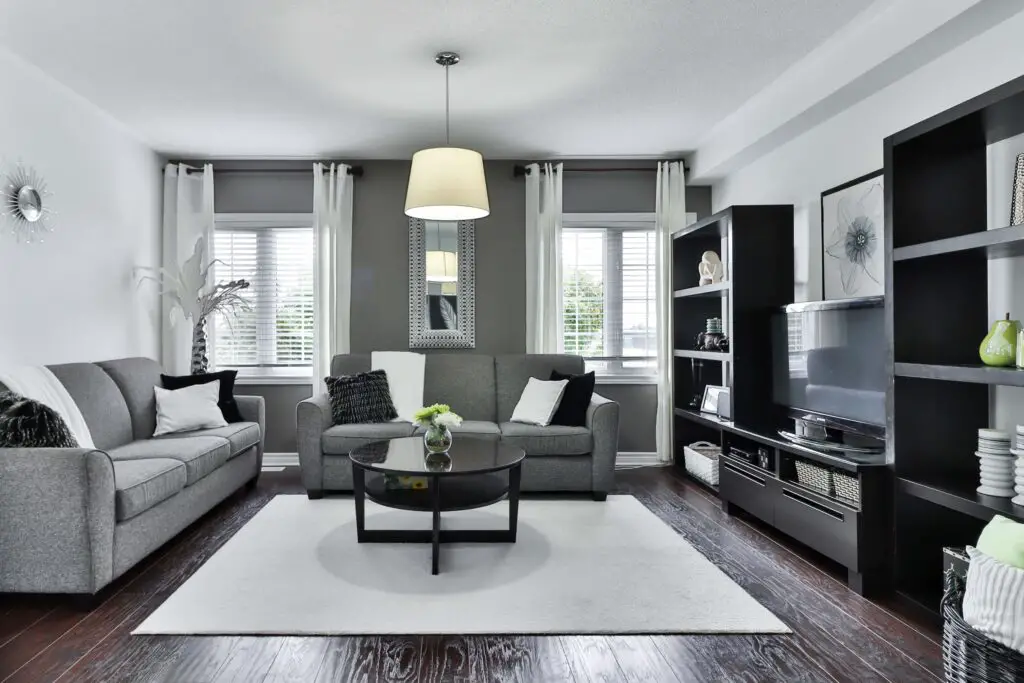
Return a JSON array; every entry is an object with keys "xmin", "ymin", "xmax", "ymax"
[{"xmin": 445, "ymin": 63, "xmax": 451, "ymax": 146}]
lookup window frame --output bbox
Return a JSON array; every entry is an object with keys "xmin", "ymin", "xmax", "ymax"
[
  {"xmin": 211, "ymin": 212, "xmax": 316, "ymax": 385},
  {"xmin": 561, "ymin": 212, "xmax": 659, "ymax": 384}
]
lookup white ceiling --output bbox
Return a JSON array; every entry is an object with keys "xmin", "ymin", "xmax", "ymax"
[{"xmin": 0, "ymin": 0, "xmax": 876, "ymax": 159}]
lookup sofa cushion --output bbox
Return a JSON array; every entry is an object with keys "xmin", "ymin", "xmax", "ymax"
[
  {"xmin": 321, "ymin": 422, "xmax": 415, "ymax": 455},
  {"xmin": 499, "ymin": 422, "xmax": 592, "ymax": 455},
  {"xmin": 423, "ymin": 354, "xmax": 496, "ymax": 422},
  {"xmin": 112, "ymin": 458, "xmax": 187, "ymax": 521},
  {"xmin": 47, "ymin": 362, "xmax": 134, "ymax": 450},
  {"xmin": 156, "ymin": 422, "xmax": 260, "ymax": 456},
  {"xmin": 107, "ymin": 436, "xmax": 232, "ymax": 486},
  {"xmin": 97, "ymin": 358, "xmax": 163, "ymax": 441},
  {"xmin": 495, "ymin": 355, "xmax": 585, "ymax": 422},
  {"xmin": 414, "ymin": 420, "xmax": 501, "ymax": 441}
]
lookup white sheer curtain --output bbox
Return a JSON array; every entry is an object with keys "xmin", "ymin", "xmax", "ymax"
[
  {"xmin": 161, "ymin": 163, "xmax": 214, "ymax": 375},
  {"xmin": 656, "ymin": 161, "xmax": 687, "ymax": 463},
  {"xmin": 525, "ymin": 162, "xmax": 563, "ymax": 353},
  {"xmin": 312, "ymin": 163, "xmax": 354, "ymax": 392}
]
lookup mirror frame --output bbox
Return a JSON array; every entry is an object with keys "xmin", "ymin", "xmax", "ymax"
[{"xmin": 408, "ymin": 217, "xmax": 476, "ymax": 349}]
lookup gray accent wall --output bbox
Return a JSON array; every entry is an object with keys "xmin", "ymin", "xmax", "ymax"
[{"xmin": 207, "ymin": 160, "xmax": 711, "ymax": 455}]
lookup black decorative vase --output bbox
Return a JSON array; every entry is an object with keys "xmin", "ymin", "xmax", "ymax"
[{"xmin": 191, "ymin": 317, "xmax": 209, "ymax": 375}]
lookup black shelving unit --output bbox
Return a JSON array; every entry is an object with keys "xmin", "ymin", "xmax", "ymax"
[
  {"xmin": 886, "ymin": 73, "xmax": 1024, "ymax": 616},
  {"xmin": 671, "ymin": 205, "xmax": 794, "ymax": 432}
]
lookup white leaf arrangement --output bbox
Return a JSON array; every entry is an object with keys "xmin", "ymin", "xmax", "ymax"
[{"xmin": 135, "ymin": 235, "xmax": 252, "ymax": 326}]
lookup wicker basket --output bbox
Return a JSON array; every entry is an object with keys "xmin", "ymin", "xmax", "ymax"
[
  {"xmin": 942, "ymin": 566, "xmax": 1024, "ymax": 682},
  {"xmin": 683, "ymin": 441, "xmax": 721, "ymax": 487},
  {"xmin": 794, "ymin": 460, "xmax": 832, "ymax": 496},
  {"xmin": 833, "ymin": 471, "xmax": 860, "ymax": 506}
]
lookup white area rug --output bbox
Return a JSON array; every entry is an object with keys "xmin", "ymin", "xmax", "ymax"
[{"xmin": 135, "ymin": 495, "xmax": 788, "ymax": 635}]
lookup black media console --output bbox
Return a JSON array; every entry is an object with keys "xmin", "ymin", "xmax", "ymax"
[{"xmin": 675, "ymin": 409, "xmax": 891, "ymax": 596}]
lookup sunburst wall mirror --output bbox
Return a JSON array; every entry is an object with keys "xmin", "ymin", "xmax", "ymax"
[{"xmin": 1, "ymin": 162, "xmax": 54, "ymax": 242}]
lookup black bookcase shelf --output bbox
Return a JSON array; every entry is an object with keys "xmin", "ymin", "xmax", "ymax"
[
  {"xmin": 887, "ymin": 73, "xmax": 1024, "ymax": 616},
  {"xmin": 897, "ymin": 478, "xmax": 1024, "ymax": 525},
  {"xmin": 894, "ymin": 224, "xmax": 1024, "ymax": 261},
  {"xmin": 895, "ymin": 362, "xmax": 1024, "ymax": 386},
  {"xmin": 674, "ymin": 282, "xmax": 730, "ymax": 298}
]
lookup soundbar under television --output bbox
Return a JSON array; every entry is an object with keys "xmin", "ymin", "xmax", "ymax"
[{"xmin": 770, "ymin": 297, "xmax": 885, "ymax": 458}]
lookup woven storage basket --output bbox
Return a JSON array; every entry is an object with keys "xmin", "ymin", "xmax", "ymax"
[
  {"xmin": 794, "ymin": 460, "xmax": 832, "ymax": 496},
  {"xmin": 683, "ymin": 441, "xmax": 721, "ymax": 487},
  {"xmin": 942, "ymin": 566, "xmax": 1024, "ymax": 682},
  {"xmin": 832, "ymin": 471, "xmax": 860, "ymax": 506}
]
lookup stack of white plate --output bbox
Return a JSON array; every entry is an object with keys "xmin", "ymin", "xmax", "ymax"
[
  {"xmin": 978, "ymin": 429, "xmax": 1015, "ymax": 498},
  {"xmin": 1012, "ymin": 427, "xmax": 1024, "ymax": 506}
]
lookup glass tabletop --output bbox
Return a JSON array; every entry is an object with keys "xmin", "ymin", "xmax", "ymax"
[{"xmin": 349, "ymin": 437, "xmax": 525, "ymax": 476}]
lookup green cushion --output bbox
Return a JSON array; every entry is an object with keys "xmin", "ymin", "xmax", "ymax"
[{"xmin": 977, "ymin": 515, "xmax": 1024, "ymax": 570}]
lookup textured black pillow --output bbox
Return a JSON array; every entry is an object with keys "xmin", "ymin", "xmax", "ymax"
[
  {"xmin": 549, "ymin": 370, "xmax": 596, "ymax": 427},
  {"xmin": 0, "ymin": 392, "xmax": 78, "ymax": 448},
  {"xmin": 325, "ymin": 370, "xmax": 399, "ymax": 425},
  {"xmin": 161, "ymin": 371, "xmax": 243, "ymax": 423}
]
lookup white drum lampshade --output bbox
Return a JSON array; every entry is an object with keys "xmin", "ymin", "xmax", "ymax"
[{"xmin": 405, "ymin": 147, "xmax": 489, "ymax": 221}]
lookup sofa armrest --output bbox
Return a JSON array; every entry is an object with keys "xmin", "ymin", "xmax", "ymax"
[
  {"xmin": 235, "ymin": 395, "xmax": 267, "ymax": 467},
  {"xmin": 586, "ymin": 393, "xmax": 620, "ymax": 494},
  {"xmin": 0, "ymin": 448, "xmax": 116, "ymax": 594},
  {"xmin": 297, "ymin": 394, "xmax": 333, "ymax": 492}
]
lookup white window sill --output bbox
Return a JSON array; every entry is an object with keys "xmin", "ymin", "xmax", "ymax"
[
  {"xmin": 234, "ymin": 376, "xmax": 313, "ymax": 386},
  {"xmin": 595, "ymin": 375, "xmax": 658, "ymax": 385}
]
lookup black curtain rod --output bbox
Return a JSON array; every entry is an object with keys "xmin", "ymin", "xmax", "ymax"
[
  {"xmin": 513, "ymin": 164, "xmax": 687, "ymax": 178},
  {"xmin": 178, "ymin": 164, "xmax": 364, "ymax": 177}
]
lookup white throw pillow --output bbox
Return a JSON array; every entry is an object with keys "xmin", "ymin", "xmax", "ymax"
[
  {"xmin": 963, "ymin": 546, "xmax": 1024, "ymax": 654},
  {"xmin": 153, "ymin": 380, "xmax": 228, "ymax": 436},
  {"xmin": 371, "ymin": 351, "xmax": 425, "ymax": 423},
  {"xmin": 510, "ymin": 378, "xmax": 569, "ymax": 427}
]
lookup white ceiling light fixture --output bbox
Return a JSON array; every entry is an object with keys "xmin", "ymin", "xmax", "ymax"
[{"xmin": 405, "ymin": 52, "xmax": 489, "ymax": 221}]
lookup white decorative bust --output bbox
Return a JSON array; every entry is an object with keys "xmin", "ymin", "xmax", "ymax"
[{"xmin": 698, "ymin": 251, "xmax": 724, "ymax": 285}]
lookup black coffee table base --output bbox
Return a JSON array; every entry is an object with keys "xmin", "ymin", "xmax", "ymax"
[{"xmin": 352, "ymin": 464, "xmax": 522, "ymax": 575}]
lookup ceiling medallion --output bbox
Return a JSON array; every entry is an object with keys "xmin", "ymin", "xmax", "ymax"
[
  {"xmin": 404, "ymin": 51, "xmax": 490, "ymax": 221},
  {"xmin": 1, "ymin": 161, "xmax": 55, "ymax": 243}
]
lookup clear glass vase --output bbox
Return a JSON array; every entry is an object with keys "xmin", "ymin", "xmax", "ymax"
[{"xmin": 423, "ymin": 424, "xmax": 453, "ymax": 454}]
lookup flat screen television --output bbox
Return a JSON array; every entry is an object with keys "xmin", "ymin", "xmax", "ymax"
[{"xmin": 770, "ymin": 297, "xmax": 886, "ymax": 454}]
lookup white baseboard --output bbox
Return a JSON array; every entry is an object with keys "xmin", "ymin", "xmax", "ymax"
[
  {"xmin": 615, "ymin": 452, "xmax": 665, "ymax": 469},
  {"xmin": 265, "ymin": 451, "xmax": 664, "ymax": 470},
  {"xmin": 263, "ymin": 453, "xmax": 299, "ymax": 467}
]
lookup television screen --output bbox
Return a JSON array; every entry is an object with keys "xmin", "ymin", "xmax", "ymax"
[{"xmin": 770, "ymin": 299, "xmax": 886, "ymax": 428}]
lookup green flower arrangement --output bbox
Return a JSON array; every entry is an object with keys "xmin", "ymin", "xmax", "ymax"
[
  {"xmin": 413, "ymin": 403, "xmax": 463, "ymax": 429},
  {"xmin": 415, "ymin": 404, "xmax": 462, "ymax": 454}
]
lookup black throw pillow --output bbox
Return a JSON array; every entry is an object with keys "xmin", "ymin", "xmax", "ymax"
[
  {"xmin": 161, "ymin": 371, "xmax": 243, "ymax": 423},
  {"xmin": 548, "ymin": 370, "xmax": 596, "ymax": 427},
  {"xmin": 325, "ymin": 370, "xmax": 399, "ymax": 425},
  {"xmin": 0, "ymin": 391, "xmax": 78, "ymax": 448}
]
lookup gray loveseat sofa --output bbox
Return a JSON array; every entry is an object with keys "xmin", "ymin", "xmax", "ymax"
[
  {"xmin": 297, "ymin": 353, "xmax": 619, "ymax": 500},
  {"xmin": 0, "ymin": 357, "xmax": 265, "ymax": 600}
]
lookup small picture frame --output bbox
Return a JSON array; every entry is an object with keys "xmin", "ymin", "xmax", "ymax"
[{"xmin": 701, "ymin": 385, "xmax": 728, "ymax": 415}]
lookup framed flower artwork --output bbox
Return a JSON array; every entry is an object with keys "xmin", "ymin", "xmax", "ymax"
[{"xmin": 820, "ymin": 170, "xmax": 884, "ymax": 300}]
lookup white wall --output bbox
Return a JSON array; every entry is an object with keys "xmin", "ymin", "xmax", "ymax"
[
  {"xmin": 710, "ymin": 11, "xmax": 1024, "ymax": 433},
  {"xmin": 712, "ymin": 10, "xmax": 1024, "ymax": 303},
  {"xmin": 0, "ymin": 47, "xmax": 162, "ymax": 366}
]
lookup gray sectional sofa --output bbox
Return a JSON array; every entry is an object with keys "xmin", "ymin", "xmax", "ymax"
[
  {"xmin": 297, "ymin": 353, "xmax": 619, "ymax": 499},
  {"xmin": 0, "ymin": 357, "xmax": 265, "ymax": 600}
]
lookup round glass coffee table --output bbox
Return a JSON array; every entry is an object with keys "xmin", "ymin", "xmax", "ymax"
[{"xmin": 348, "ymin": 437, "xmax": 526, "ymax": 575}]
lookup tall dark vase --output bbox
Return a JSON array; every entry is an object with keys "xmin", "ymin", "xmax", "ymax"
[{"xmin": 191, "ymin": 316, "xmax": 209, "ymax": 375}]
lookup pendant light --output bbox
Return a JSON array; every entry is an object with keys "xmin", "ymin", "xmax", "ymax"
[{"xmin": 405, "ymin": 52, "xmax": 490, "ymax": 221}]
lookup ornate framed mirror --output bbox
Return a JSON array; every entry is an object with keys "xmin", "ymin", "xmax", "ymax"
[{"xmin": 408, "ymin": 218, "xmax": 475, "ymax": 348}]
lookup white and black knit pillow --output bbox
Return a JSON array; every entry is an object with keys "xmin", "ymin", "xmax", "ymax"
[
  {"xmin": 0, "ymin": 391, "xmax": 78, "ymax": 448},
  {"xmin": 325, "ymin": 370, "xmax": 399, "ymax": 425}
]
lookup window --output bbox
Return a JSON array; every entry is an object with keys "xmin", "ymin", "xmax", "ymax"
[
  {"xmin": 561, "ymin": 214, "xmax": 657, "ymax": 379},
  {"xmin": 212, "ymin": 214, "xmax": 314, "ymax": 379}
]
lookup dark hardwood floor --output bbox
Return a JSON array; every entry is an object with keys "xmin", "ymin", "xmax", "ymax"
[{"xmin": 0, "ymin": 466, "xmax": 941, "ymax": 682}]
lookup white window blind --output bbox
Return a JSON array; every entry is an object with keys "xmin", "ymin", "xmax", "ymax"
[
  {"xmin": 561, "ymin": 216, "xmax": 657, "ymax": 377},
  {"xmin": 213, "ymin": 224, "xmax": 314, "ymax": 376}
]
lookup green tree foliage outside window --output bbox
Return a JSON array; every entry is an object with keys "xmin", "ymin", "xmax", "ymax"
[{"xmin": 563, "ymin": 271, "xmax": 604, "ymax": 355}]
